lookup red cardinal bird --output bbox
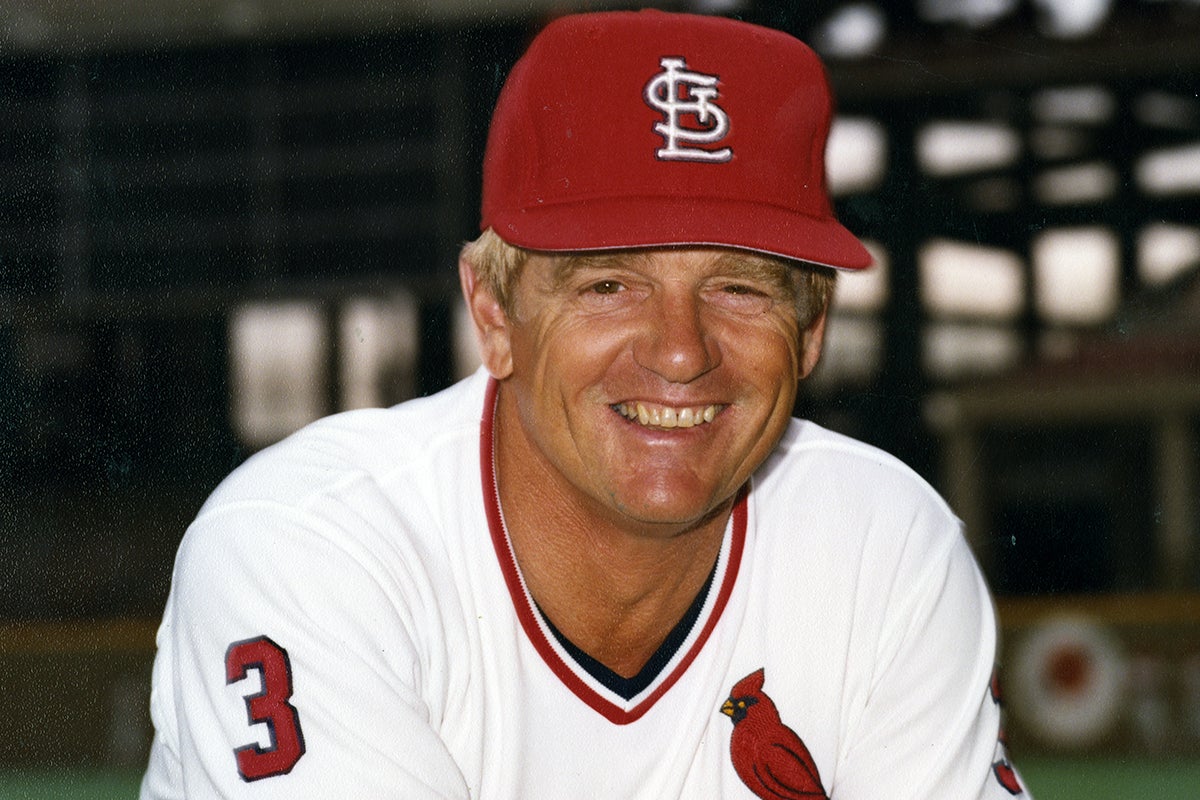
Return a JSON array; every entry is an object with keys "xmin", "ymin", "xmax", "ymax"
[{"xmin": 721, "ymin": 668, "xmax": 828, "ymax": 799}]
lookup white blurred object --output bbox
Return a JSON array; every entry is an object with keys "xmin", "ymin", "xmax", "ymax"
[
  {"xmin": 340, "ymin": 294, "xmax": 419, "ymax": 409},
  {"xmin": 918, "ymin": 122, "xmax": 1021, "ymax": 176},
  {"xmin": 923, "ymin": 323, "xmax": 1021, "ymax": 378},
  {"xmin": 813, "ymin": 3, "xmax": 887, "ymax": 57},
  {"xmin": 1138, "ymin": 224, "xmax": 1200, "ymax": 286},
  {"xmin": 918, "ymin": 0, "xmax": 1018, "ymax": 27},
  {"xmin": 920, "ymin": 239, "xmax": 1025, "ymax": 319},
  {"xmin": 808, "ymin": 314, "xmax": 883, "ymax": 389},
  {"xmin": 688, "ymin": 0, "xmax": 747, "ymax": 12},
  {"xmin": 1010, "ymin": 616, "xmax": 1127, "ymax": 747},
  {"xmin": 1035, "ymin": 162, "xmax": 1118, "ymax": 205},
  {"xmin": 835, "ymin": 242, "xmax": 889, "ymax": 312},
  {"xmin": 1031, "ymin": 86, "xmax": 1115, "ymax": 124},
  {"xmin": 1032, "ymin": 228, "xmax": 1120, "ymax": 324},
  {"xmin": 1033, "ymin": 0, "xmax": 1112, "ymax": 38},
  {"xmin": 1136, "ymin": 91, "xmax": 1200, "ymax": 130},
  {"xmin": 827, "ymin": 117, "xmax": 888, "ymax": 195},
  {"xmin": 230, "ymin": 301, "xmax": 328, "ymax": 447},
  {"xmin": 1138, "ymin": 144, "xmax": 1200, "ymax": 195}
]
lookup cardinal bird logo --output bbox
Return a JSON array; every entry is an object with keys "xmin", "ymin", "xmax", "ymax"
[
  {"xmin": 993, "ymin": 760, "xmax": 1023, "ymax": 795},
  {"xmin": 988, "ymin": 667, "xmax": 1024, "ymax": 795},
  {"xmin": 721, "ymin": 668, "xmax": 828, "ymax": 799}
]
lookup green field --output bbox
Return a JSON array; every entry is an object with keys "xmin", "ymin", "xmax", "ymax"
[
  {"xmin": 1019, "ymin": 757, "xmax": 1200, "ymax": 799},
  {"xmin": 1, "ymin": 759, "xmax": 1198, "ymax": 799},
  {"xmin": 0, "ymin": 769, "xmax": 140, "ymax": 800}
]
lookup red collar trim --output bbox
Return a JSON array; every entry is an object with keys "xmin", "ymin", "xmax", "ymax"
[{"xmin": 479, "ymin": 376, "xmax": 746, "ymax": 725}]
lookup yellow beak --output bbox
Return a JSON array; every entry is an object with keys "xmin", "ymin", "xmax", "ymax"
[{"xmin": 720, "ymin": 700, "xmax": 734, "ymax": 717}]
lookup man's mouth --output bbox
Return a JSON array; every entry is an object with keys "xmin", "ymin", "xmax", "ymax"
[{"xmin": 611, "ymin": 402, "xmax": 723, "ymax": 429}]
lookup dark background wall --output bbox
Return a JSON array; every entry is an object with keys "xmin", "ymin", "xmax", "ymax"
[{"xmin": 2, "ymin": 0, "xmax": 1200, "ymax": 770}]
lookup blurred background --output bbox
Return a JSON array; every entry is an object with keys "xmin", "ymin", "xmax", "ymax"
[{"xmin": 2, "ymin": 0, "xmax": 1199, "ymax": 797}]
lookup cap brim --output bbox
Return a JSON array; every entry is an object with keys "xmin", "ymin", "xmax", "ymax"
[{"xmin": 487, "ymin": 195, "xmax": 873, "ymax": 271}]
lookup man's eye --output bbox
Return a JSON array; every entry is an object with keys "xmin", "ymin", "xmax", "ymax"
[
  {"xmin": 589, "ymin": 280, "xmax": 624, "ymax": 294},
  {"xmin": 706, "ymin": 283, "xmax": 776, "ymax": 315}
]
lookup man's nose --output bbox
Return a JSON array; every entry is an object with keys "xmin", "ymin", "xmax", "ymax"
[{"xmin": 631, "ymin": 289, "xmax": 719, "ymax": 383}]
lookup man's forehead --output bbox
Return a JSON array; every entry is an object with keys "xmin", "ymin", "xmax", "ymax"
[{"xmin": 549, "ymin": 247, "xmax": 797, "ymax": 275}]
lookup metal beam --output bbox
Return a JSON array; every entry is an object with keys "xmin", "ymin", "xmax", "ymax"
[{"xmin": 0, "ymin": 0, "xmax": 641, "ymax": 54}]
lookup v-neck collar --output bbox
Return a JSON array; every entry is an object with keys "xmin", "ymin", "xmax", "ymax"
[{"xmin": 478, "ymin": 376, "xmax": 747, "ymax": 724}]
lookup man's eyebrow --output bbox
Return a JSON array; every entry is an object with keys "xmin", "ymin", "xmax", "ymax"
[
  {"xmin": 709, "ymin": 252, "xmax": 799, "ymax": 296},
  {"xmin": 547, "ymin": 249, "xmax": 797, "ymax": 296},
  {"xmin": 550, "ymin": 251, "xmax": 651, "ymax": 288}
]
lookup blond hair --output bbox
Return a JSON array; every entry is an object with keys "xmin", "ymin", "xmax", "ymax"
[{"xmin": 460, "ymin": 227, "xmax": 835, "ymax": 327}]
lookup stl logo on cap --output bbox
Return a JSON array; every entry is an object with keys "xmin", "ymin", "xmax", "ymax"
[{"xmin": 643, "ymin": 57, "xmax": 733, "ymax": 163}]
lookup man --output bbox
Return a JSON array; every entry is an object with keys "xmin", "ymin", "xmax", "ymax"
[{"xmin": 142, "ymin": 10, "xmax": 1028, "ymax": 799}]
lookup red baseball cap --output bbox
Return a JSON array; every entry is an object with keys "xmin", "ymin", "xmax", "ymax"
[{"xmin": 480, "ymin": 9, "xmax": 871, "ymax": 270}]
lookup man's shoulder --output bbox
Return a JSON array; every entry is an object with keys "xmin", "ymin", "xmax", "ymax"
[
  {"xmin": 757, "ymin": 418, "xmax": 956, "ymax": 522},
  {"xmin": 750, "ymin": 420, "xmax": 975, "ymax": 624},
  {"xmin": 200, "ymin": 369, "xmax": 489, "ymax": 518}
]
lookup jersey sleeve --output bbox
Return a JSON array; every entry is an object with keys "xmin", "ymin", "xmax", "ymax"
[
  {"xmin": 835, "ymin": 517, "xmax": 1031, "ymax": 799},
  {"xmin": 140, "ymin": 502, "xmax": 471, "ymax": 800}
]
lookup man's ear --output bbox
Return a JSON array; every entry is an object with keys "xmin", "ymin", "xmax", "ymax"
[
  {"xmin": 459, "ymin": 256, "xmax": 514, "ymax": 379},
  {"xmin": 798, "ymin": 310, "xmax": 828, "ymax": 380}
]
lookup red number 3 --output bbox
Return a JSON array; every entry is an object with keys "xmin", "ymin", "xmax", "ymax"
[{"xmin": 225, "ymin": 636, "xmax": 306, "ymax": 781}]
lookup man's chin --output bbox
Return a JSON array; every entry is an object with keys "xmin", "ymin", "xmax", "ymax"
[{"xmin": 605, "ymin": 488, "xmax": 735, "ymax": 536}]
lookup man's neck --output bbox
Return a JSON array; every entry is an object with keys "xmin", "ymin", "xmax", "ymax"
[
  {"xmin": 493, "ymin": 402, "xmax": 730, "ymax": 678},
  {"xmin": 505, "ymin": 501, "xmax": 727, "ymax": 678}
]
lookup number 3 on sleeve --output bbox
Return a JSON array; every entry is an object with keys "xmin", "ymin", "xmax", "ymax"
[{"xmin": 225, "ymin": 636, "xmax": 307, "ymax": 781}]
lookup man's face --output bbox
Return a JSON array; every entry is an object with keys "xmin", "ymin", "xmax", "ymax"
[{"xmin": 479, "ymin": 246, "xmax": 826, "ymax": 536}]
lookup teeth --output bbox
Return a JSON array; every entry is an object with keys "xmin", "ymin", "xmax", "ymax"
[{"xmin": 613, "ymin": 401, "xmax": 722, "ymax": 429}]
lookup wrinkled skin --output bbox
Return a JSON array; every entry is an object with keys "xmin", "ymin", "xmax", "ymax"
[{"xmin": 463, "ymin": 246, "xmax": 827, "ymax": 541}]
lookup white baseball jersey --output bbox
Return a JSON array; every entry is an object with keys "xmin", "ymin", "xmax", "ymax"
[{"xmin": 141, "ymin": 368, "xmax": 1028, "ymax": 799}]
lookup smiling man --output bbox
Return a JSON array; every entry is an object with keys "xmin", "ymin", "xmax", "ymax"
[{"xmin": 142, "ymin": 10, "xmax": 1028, "ymax": 800}]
